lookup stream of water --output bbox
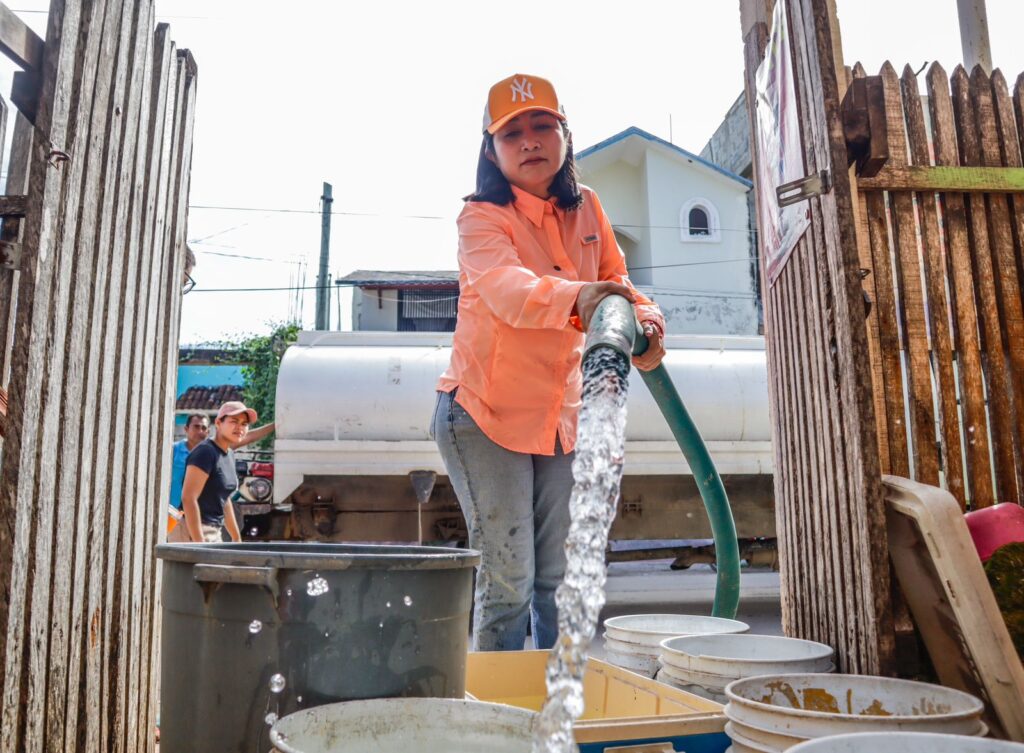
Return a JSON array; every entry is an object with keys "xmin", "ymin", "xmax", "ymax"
[{"xmin": 532, "ymin": 346, "xmax": 631, "ymax": 753}]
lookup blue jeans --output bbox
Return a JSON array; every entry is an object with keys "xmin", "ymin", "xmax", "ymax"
[{"xmin": 432, "ymin": 389, "xmax": 574, "ymax": 651}]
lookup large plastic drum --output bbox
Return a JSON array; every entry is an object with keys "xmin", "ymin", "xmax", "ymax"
[
  {"xmin": 157, "ymin": 542, "xmax": 479, "ymax": 753},
  {"xmin": 270, "ymin": 698, "xmax": 534, "ymax": 753},
  {"xmin": 788, "ymin": 732, "xmax": 1024, "ymax": 752}
]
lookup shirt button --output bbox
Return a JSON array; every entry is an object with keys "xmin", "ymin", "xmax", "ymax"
[{"xmin": 554, "ymin": 265, "xmax": 562, "ymax": 271}]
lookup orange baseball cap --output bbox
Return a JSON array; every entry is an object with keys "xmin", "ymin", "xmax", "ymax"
[
  {"xmin": 216, "ymin": 400, "xmax": 257, "ymax": 424},
  {"xmin": 483, "ymin": 73, "xmax": 566, "ymax": 134}
]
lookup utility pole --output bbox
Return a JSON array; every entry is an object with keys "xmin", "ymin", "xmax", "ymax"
[
  {"xmin": 315, "ymin": 182, "xmax": 333, "ymax": 330},
  {"xmin": 957, "ymin": 0, "xmax": 993, "ymax": 74}
]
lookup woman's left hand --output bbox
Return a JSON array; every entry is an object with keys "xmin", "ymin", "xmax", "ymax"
[{"xmin": 632, "ymin": 321, "xmax": 666, "ymax": 372}]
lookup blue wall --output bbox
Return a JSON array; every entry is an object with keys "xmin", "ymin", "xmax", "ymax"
[{"xmin": 174, "ymin": 364, "xmax": 246, "ymax": 426}]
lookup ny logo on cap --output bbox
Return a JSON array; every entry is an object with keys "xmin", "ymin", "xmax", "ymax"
[{"xmin": 510, "ymin": 77, "xmax": 534, "ymax": 103}]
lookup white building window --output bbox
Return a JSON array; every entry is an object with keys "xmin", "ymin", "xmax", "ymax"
[{"xmin": 680, "ymin": 198, "xmax": 721, "ymax": 243}]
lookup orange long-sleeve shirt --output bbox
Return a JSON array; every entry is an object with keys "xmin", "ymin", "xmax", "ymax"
[{"xmin": 437, "ymin": 184, "xmax": 664, "ymax": 455}]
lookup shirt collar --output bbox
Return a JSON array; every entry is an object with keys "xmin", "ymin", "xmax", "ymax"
[{"xmin": 511, "ymin": 185, "xmax": 560, "ymax": 228}]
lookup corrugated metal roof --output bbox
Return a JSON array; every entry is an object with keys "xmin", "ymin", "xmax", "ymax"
[
  {"xmin": 175, "ymin": 384, "xmax": 244, "ymax": 411},
  {"xmin": 335, "ymin": 270, "xmax": 459, "ymax": 288}
]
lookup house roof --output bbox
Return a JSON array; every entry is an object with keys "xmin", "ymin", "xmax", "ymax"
[
  {"xmin": 577, "ymin": 126, "xmax": 753, "ymax": 189},
  {"xmin": 335, "ymin": 270, "xmax": 460, "ymax": 289},
  {"xmin": 176, "ymin": 384, "xmax": 244, "ymax": 411}
]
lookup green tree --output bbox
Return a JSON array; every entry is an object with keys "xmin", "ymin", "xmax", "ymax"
[{"xmin": 225, "ymin": 322, "xmax": 300, "ymax": 448}]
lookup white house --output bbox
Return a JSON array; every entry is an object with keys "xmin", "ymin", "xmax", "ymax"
[{"xmin": 577, "ymin": 127, "xmax": 759, "ymax": 335}]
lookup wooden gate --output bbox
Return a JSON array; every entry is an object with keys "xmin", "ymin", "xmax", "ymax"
[
  {"xmin": 740, "ymin": 0, "xmax": 894, "ymax": 675},
  {"xmin": 856, "ymin": 61, "xmax": 1024, "ymax": 510},
  {"xmin": 0, "ymin": 2, "xmax": 196, "ymax": 751}
]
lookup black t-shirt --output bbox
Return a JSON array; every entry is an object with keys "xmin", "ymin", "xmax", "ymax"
[{"xmin": 186, "ymin": 439, "xmax": 238, "ymax": 526}]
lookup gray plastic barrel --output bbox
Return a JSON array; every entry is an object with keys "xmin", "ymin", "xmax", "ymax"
[{"xmin": 157, "ymin": 542, "xmax": 480, "ymax": 753}]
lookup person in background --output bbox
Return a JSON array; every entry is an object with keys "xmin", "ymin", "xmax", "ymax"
[
  {"xmin": 169, "ymin": 414, "xmax": 210, "ymax": 517},
  {"xmin": 172, "ymin": 401, "xmax": 267, "ymax": 543},
  {"xmin": 432, "ymin": 73, "xmax": 666, "ymax": 651}
]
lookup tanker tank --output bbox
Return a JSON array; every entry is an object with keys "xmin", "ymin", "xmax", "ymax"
[{"xmin": 269, "ymin": 331, "xmax": 775, "ymax": 550}]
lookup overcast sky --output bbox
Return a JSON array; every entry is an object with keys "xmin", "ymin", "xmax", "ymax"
[{"xmin": 7, "ymin": 1, "xmax": 1024, "ymax": 344}]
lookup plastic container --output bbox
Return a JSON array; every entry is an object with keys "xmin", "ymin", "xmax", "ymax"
[
  {"xmin": 661, "ymin": 635, "xmax": 834, "ymax": 677},
  {"xmin": 157, "ymin": 542, "xmax": 479, "ymax": 753},
  {"xmin": 605, "ymin": 614, "xmax": 750, "ymax": 647},
  {"xmin": 964, "ymin": 502, "xmax": 1024, "ymax": 561},
  {"xmin": 788, "ymin": 731, "xmax": 1024, "ymax": 752},
  {"xmin": 270, "ymin": 698, "xmax": 533, "ymax": 753},
  {"xmin": 466, "ymin": 650, "xmax": 731, "ymax": 753},
  {"xmin": 603, "ymin": 614, "xmax": 749, "ymax": 679},
  {"xmin": 724, "ymin": 673, "xmax": 987, "ymax": 751}
]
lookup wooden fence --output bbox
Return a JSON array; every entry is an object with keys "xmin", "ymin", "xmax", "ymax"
[
  {"xmin": 855, "ymin": 61, "xmax": 1024, "ymax": 511},
  {"xmin": 0, "ymin": 2, "xmax": 196, "ymax": 751}
]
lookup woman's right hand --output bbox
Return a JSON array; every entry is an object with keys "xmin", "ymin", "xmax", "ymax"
[{"xmin": 574, "ymin": 281, "xmax": 635, "ymax": 331}]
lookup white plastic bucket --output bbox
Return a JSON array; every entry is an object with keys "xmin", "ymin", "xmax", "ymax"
[
  {"xmin": 656, "ymin": 669, "xmax": 728, "ymax": 704},
  {"xmin": 661, "ymin": 634, "xmax": 834, "ymax": 677},
  {"xmin": 788, "ymin": 732, "xmax": 1024, "ymax": 752},
  {"xmin": 604, "ymin": 614, "xmax": 750, "ymax": 647},
  {"xmin": 270, "ymin": 697, "xmax": 534, "ymax": 753},
  {"xmin": 603, "ymin": 646, "xmax": 660, "ymax": 677},
  {"xmin": 658, "ymin": 661, "xmax": 734, "ymax": 693},
  {"xmin": 725, "ymin": 674, "xmax": 986, "ymax": 749}
]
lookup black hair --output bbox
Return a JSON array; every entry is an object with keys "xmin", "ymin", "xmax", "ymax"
[
  {"xmin": 464, "ymin": 121, "xmax": 583, "ymax": 211},
  {"xmin": 186, "ymin": 413, "xmax": 209, "ymax": 428}
]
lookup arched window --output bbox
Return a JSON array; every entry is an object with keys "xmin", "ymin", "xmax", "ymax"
[
  {"xmin": 680, "ymin": 198, "xmax": 721, "ymax": 243},
  {"xmin": 688, "ymin": 207, "xmax": 710, "ymax": 236}
]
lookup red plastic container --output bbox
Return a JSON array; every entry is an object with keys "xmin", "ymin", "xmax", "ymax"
[{"xmin": 964, "ymin": 502, "xmax": 1024, "ymax": 562}]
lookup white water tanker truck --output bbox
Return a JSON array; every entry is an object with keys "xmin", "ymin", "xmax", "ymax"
[{"xmin": 259, "ymin": 330, "xmax": 776, "ymax": 565}]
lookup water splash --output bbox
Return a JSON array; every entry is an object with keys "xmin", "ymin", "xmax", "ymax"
[
  {"xmin": 264, "ymin": 712, "xmax": 278, "ymax": 725},
  {"xmin": 269, "ymin": 673, "xmax": 286, "ymax": 693},
  {"xmin": 533, "ymin": 347, "xmax": 630, "ymax": 753},
  {"xmin": 306, "ymin": 576, "xmax": 329, "ymax": 596},
  {"xmin": 248, "ymin": 619, "xmax": 263, "ymax": 634},
  {"xmin": 403, "ymin": 595, "xmax": 413, "ymax": 606}
]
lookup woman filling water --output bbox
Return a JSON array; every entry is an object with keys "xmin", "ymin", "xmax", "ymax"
[{"xmin": 431, "ymin": 73, "xmax": 666, "ymax": 656}]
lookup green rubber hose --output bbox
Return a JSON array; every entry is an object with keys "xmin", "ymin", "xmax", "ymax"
[{"xmin": 584, "ymin": 295, "xmax": 741, "ymax": 619}]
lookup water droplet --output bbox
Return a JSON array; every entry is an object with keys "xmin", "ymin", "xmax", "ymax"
[
  {"xmin": 385, "ymin": 601, "xmax": 391, "ymax": 608},
  {"xmin": 285, "ymin": 588, "xmax": 293, "ymax": 597},
  {"xmin": 248, "ymin": 620, "xmax": 262, "ymax": 634},
  {"xmin": 378, "ymin": 621, "xmax": 384, "ymax": 628},
  {"xmin": 306, "ymin": 577, "xmax": 329, "ymax": 596},
  {"xmin": 249, "ymin": 527, "xmax": 258, "ymax": 535},
  {"xmin": 324, "ymin": 631, "xmax": 330, "ymax": 638},
  {"xmin": 297, "ymin": 695, "xmax": 303, "ymax": 703},
  {"xmin": 969, "ymin": 425, "xmax": 976, "ymax": 433},
  {"xmin": 269, "ymin": 673, "xmax": 286, "ymax": 693},
  {"xmin": 403, "ymin": 595, "xmax": 413, "ymax": 606},
  {"xmin": 264, "ymin": 712, "xmax": 278, "ymax": 725}
]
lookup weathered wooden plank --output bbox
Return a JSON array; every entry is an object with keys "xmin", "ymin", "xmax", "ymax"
[
  {"xmin": 93, "ymin": 1, "xmax": 152, "ymax": 749},
  {"xmin": 900, "ymin": 63, "xmax": 966, "ymax": 505},
  {"xmin": 863, "ymin": 191, "xmax": 909, "ymax": 478},
  {"xmin": 0, "ymin": 4, "xmax": 45, "ymax": 72},
  {"xmin": 779, "ymin": 262, "xmax": 817, "ymax": 639},
  {"xmin": 984, "ymin": 69, "xmax": 1024, "ymax": 507},
  {"xmin": 850, "ymin": 63, "xmax": 892, "ymax": 476},
  {"xmin": 858, "ymin": 165, "xmax": 1024, "ymax": 192},
  {"xmin": 880, "ymin": 62, "xmax": 940, "ymax": 486},
  {"xmin": 928, "ymin": 62, "xmax": 995, "ymax": 507},
  {"xmin": 110, "ymin": 4, "xmax": 155, "ymax": 751},
  {"xmin": 791, "ymin": 239, "xmax": 835, "ymax": 648},
  {"xmin": 953, "ymin": 65, "xmax": 1020, "ymax": 504},
  {"xmin": 0, "ymin": 1, "xmax": 88, "ymax": 748},
  {"xmin": 789, "ymin": 0, "xmax": 891, "ymax": 674},
  {"xmin": 0, "ymin": 112, "xmax": 29, "ymax": 392},
  {"xmin": 36, "ymin": 1, "xmax": 116, "ymax": 749},
  {"xmin": 133, "ymin": 23, "xmax": 174, "ymax": 753}
]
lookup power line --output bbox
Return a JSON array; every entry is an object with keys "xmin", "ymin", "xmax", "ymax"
[{"xmin": 186, "ymin": 203, "xmax": 756, "ymax": 233}]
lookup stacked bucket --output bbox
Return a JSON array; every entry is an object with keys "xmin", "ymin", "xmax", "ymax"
[
  {"xmin": 723, "ymin": 674, "xmax": 989, "ymax": 752},
  {"xmin": 657, "ymin": 634, "xmax": 834, "ymax": 702},
  {"xmin": 602, "ymin": 614, "xmax": 750, "ymax": 677}
]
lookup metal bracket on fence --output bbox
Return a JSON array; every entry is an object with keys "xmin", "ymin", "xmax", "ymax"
[
  {"xmin": 0, "ymin": 241, "xmax": 22, "ymax": 270},
  {"xmin": 777, "ymin": 169, "xmax": 833, "ymax": 207}
]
